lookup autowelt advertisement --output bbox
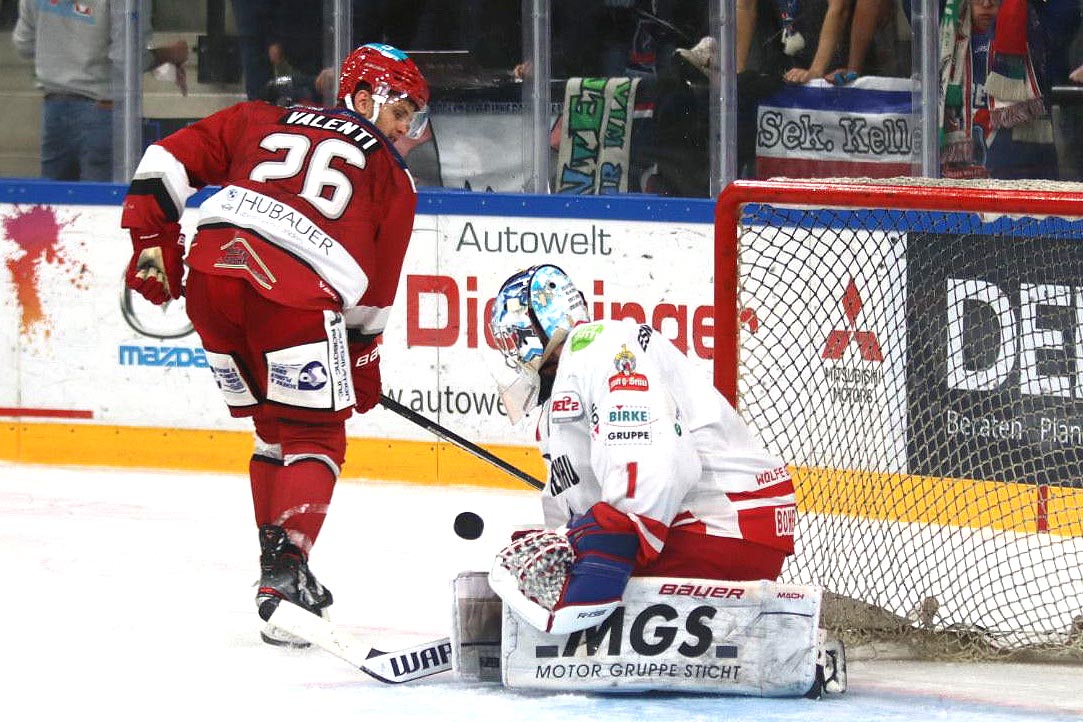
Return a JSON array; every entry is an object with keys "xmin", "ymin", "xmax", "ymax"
[{"xmin": 0, "ymin": 198, "xmax": 716, "ymax": 453}]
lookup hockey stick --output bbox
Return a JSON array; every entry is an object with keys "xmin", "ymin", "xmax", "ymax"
[
  {"xmin": 269, "ymin": 601, "xmax": 452, "ymax": 683},
  {"xmin": 379, "ymin": 393, "xmax": 544, "ymax": 491}
]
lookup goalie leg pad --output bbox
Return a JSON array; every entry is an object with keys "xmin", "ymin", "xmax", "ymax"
[
  {"xmin": 500, "ymin": 577, "xmax": 822, "ymax": 697},
  {"xmin": 450, "ymin": 571, "xmax": 504, "ymax": 682}
]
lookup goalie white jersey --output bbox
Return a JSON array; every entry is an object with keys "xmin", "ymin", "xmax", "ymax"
[{"xmin": 538, "ymin": 319, "xmax": 796, "ymax": 563}]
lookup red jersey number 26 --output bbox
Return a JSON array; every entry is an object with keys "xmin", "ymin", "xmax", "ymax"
[{"xmin": 250, "ymin": 132, "xmax": 366, "ymax": 220}]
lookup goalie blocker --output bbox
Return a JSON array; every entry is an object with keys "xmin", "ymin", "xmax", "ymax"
[{"xmin": 451, "ymin": 572, "xmax": 845, "ymax": 697}]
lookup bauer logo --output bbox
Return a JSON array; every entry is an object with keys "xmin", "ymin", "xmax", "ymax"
[
  {"xmin": 658, "ymin": 583, "xmax": 746, "ymax": 599},
  {"xmin": 906, "ymin": 232, "xmax": 1083, "ymax": 487}
]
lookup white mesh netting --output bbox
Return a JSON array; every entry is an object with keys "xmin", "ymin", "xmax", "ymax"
[
  {"xmin": 497, "ymin": 531, "xmax": 575, "ymax": 610},
  {"xmin": 724, "ymin": 179, "xmax": 1083, "ymax": 660}
]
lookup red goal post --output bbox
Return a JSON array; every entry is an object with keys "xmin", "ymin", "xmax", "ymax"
[{"xmin": 714, "ymin": 178, "xmax": 1083, "ymax": 660}]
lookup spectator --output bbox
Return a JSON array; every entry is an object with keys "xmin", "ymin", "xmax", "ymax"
[
  {"xmin": 550, "ymin": 0, "xmax": 703, "ymax": 79},
  {"xmin": 1, "ymin": 0, "xmax": 17, "ymax": 29},
  {"xmin": 647, "ymin": 39, "xmax": 711, "ymax": 196},
  {"xmin": 1036, "ymin": 0, "xmax": 1081, "ymax": 86},
  {"xmin": 940, "ymin": 0, "xmax": 1058, "ymax": 179},
  {"xmin": 783, "ymin": 0, "xmax": 854, "ymax": 83},
  {"xmin": 352, "ymin": 0, "xmax": 427, "ymax": 48},
  {"xmin": 231, "ymin": 0, "xmax": 323, "ymax": 102},
  {"xmin": 646, "ymin": 34, "xmax": 784, "ymax": 192},
  {"xmin": 551, "ymin": 0, "xmax": 642, "ymax": 78},
  {"xmin": 826, "ymin": 0, "xmax": 908, "ymax": 82},
  {"xmin": 12, "ymin": 0, "xmax": 188, "ymax": 182},
  {"xmin": 737, "ymin": 0, "xmax": 759, "ymax": 73}
]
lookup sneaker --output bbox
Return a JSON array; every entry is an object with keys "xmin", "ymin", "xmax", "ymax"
[
  {"xmin": 675, "ymin": 36, "xmax": 713, "ymax": 78},
  {"xmin": 256, "ymin": 524, "xmax": 333, "ymax": 644}
]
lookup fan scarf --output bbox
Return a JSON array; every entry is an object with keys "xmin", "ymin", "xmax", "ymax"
[{"xmin": 938, "ymin": 0, "xmax": 1052, "ymax": 176}]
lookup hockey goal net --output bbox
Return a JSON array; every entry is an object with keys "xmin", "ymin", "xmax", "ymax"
[{"xmin": 716, "ymin": 178, "xmax": 1083, "ymax": 661}]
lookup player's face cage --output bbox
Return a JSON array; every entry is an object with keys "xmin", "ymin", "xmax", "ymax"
[
  {"xmin": 490, "ymin": 264, "xmax": 589, "ymax": 370},
  {"xmin": 491, "ymin": 269, "xmax": 546, "ymax": 370}
]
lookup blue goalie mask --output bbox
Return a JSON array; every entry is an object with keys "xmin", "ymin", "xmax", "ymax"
[
  {"xmin": 489, "ymin": 265, "xmax": 589, "ymax": 422},
  {"xmin": 491, "ymin": 265, "xmax": 590, "ymax": 369}
]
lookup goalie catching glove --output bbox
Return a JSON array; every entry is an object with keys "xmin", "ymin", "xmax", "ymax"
[
  {"xmin": 489, "ymin": 503, "xmax": 638, "ymax": 634},
  {"xmin": 125, "ymin": 223, "xmax": 184, "ymax": 304}
]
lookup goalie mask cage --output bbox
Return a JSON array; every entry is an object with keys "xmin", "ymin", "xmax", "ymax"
[{"xmin": 716, "ymin": 179, "xmax": 1083, "ymax": 661}]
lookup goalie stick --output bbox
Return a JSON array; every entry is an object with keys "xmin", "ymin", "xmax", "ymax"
[
  {"xmin": 379, "ymin": 393, "xmax": 544, "ymax": 491},
  {"xmin": 269, "ymin": 601, "xmax": 453, "ymax": 683}
]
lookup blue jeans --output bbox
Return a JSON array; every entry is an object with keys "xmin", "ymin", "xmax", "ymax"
[{"xmin": 40, "ymin": 95, "xmax": 113, "ymax": 182}]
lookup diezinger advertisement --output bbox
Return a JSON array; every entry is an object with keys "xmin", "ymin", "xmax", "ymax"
[{"xmin": 0, "ymin": 190, "xmax": 715, "ymax": 483}]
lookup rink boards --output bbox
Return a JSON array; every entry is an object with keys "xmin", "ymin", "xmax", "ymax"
[
  {"xmin": 0, "ymin": 182, "xmax": 713, "ymax": 486},
  {"xmin": 2, "ymin": 181, "xmax": 1081, "ymax": 537}
]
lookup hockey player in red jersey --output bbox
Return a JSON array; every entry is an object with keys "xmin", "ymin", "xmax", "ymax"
[
  {"xmin": 120, "ymin": 43, "xmax": 429, "ymax": 645},
  {"xmin": 486, "ymin": 264, "xmax": 798, "ymax": 635}
]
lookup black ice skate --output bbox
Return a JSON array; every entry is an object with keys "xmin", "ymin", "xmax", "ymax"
[{"xmin": 256, "ymin": 524, "xmax": 333, "ymax": 647}]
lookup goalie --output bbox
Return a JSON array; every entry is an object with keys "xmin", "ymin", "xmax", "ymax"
[{"xmin": 475, "ymin": 264, "xmax": 844, "ymax": 696}]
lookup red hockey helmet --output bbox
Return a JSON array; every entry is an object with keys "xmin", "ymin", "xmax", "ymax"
[{"xmin": 336, "ymin": 43, "xmax": 430, "ymax": 138}]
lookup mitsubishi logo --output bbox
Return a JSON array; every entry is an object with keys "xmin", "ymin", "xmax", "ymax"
[{"xmin": 821, "ymin": 279, "xmax": 883, "ymax": 361}]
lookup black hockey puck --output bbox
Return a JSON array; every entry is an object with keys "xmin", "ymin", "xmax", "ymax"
[{"xmin": 453, "ymin": 511, "xmax": 484, "ymax": 540}]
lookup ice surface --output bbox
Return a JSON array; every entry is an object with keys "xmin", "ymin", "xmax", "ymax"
[{"xmin": 1, "ymin": 462, "xmax": 1079, "ymax": 722}]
